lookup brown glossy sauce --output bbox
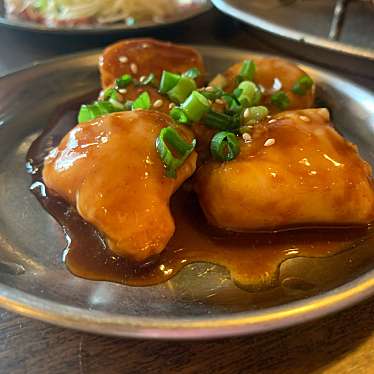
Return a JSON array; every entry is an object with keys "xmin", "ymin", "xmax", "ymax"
[{"xmin": 26, "ymin": 94, "xmax": 373, "ymax": 291}]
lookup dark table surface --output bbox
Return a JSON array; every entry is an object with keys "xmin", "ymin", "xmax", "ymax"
[{"xmin": 0, "ymin": 9, "xmax": 373, "ymax": 374}]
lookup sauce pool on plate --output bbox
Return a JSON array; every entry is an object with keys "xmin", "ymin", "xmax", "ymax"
[{"xmin": 26, "ymin": 95, "xmax": 373, "ymax": 291}]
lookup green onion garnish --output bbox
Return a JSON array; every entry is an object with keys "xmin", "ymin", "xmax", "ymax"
[
  {"xmin": 159, "ymin": 71, "xmax": 181, "ymax": 93},
  {"xmin": 235, "ymin": 81, "xmax": 261, "ymax": 107},
  {"xmin": 156, "ymin": 126, "xmax": 196, "ymax": 178},
  {"xmin": 108, "ymin": 97, "xmax": 124, "ymax": 110},
  {"xmin": 236, "ymin": 60, "xmax": 256, "ymax": 83},
  {"xmin": 123, "ymin": 100, "xmax": 133, "ymax": 110},
  {"xmin": 242, "ymin": 106, "xmax": 269, "ymax": 125},
  {"xmin": 292, "ymin": 75, "xmax": 314, "ymax": 96},
  {"xmin": 183, "ymin": 67, "xmax": 200, "ymax": 80},
  {"xmin": 103, "ymin": 88, "xmax": 119, "ymax": 101},
  {"xmin": 202, "ymin": 110, "xmax": 240, "ymax": 131},
  {"xmin": 132, "ymin": 91, "xmax": 151, "ymax": 110},
  {"xmin": 210, "ymin": 131, "xmax": 240, "ymax": 162},
  {"xmin": 271, "ymin": 91, "xmax": 290, "ymax": 110},
  {"xmin": 170, "ymin": 107, "xmax": 190, "ymax": 124},
  {"xmin": 180, "ymin": 91, "xmax": 210, "ymax": 122},
  {"xmin": 167, "ymin": 76, "xmax": 197, "ymax": 104},
  {"xmin": 78, "ymin": 101, "xmax": 118, "ymax": 123},
  {"xmin": 199, "ymin": 87, "xmax": 224, "ymax": 101},
  {"xmin": 115, "ymin": 74, "xmax": 133, "ymax": 89}
]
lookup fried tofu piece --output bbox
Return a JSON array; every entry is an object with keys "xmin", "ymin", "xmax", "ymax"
[
  {"xmin": 195, "ymin": 109, "xmax": 374, "ymax": 231},
  {"xmin": 43, "ymin": 111, "xmax": 197, "ymax": 261},
  {"xmin": 222, "ymin": 57, "xmax": 315, "ymax": 112},
  {"xmin": 99, "ymin": 38, "xmax": 206, "ymax": 89}
]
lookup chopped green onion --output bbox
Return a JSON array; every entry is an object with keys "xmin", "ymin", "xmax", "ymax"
[
  {"xmin": 183, "ymin": 67, "xmax": 200, "ymax": 80},
  {"xmin": 159, "ymin": 71, "xmax": 181, "ymax": 93},
  {"xmin": 108, "ymin": 98, "xmax": 124, "ymax": 110},
  {"xmin": 123, "ymin": 100, "xmax": 133, "ymax": 111},
  {"xmin": 103, "ymin": 88, "xmax": 119, "ymax": 101},
  {"xmin": 202, "ymin": 110, "xmax": 240, "ymax": 131},
  {"xmin": 170, "ymin": 107, "xmax": 190, "ymax": 124},
  {"xmin": 132, "ymin": 91, "xmax": 151, "ymax": 110},
  {"xmin": 292, "ymin": 75, "xmax": 314, "ymax": 96},
  {"xmin": 115, "ymin": 74, "xmax": 133, "ymax": 89},
  {"xmin": 180, "ymin": 91, "xmax": 210, "ymax": 122},
  {"xmin": 253, "ymin": 86, "xmax": 262, "ymax": 105},
  {"xmin": 233, "ymin": 87, "xmax": 243, "ymax": 98},
  {"xmin": 167, "ymin": 76, "xmax": 197, "ymax": 103},
  {"xmin": 235, "ymin": 81, "xmax": 261, "ymax": 107},
  {"xmin": 96, "ymin": 101, "xmax": 116, "ymax": 114},
  {"xmin": 156, "ymin": 126, "xmax": 196, "ymax": 178},
  {"xmin": 236, "ymin": 60, "xmax": 256, "ymax": 83},
  {"xmin": 199, "ymin": 87, "xmax": 224, "ymax": 101},
  {"xmin": 271, "ymin": 91, "xmax": 290, "ymax": 110},
  {"xmin": 210, "ymin": 131, "xmax": 240, "ymax": 162},
  {"xmin": 78, "ymin": 105, "xmax": 96, "ymax": 123},
  {"xmin": 242, "ymin": 106, "xmax": 269, "ymax": 125},
  {"xmin": 78, "ymin": 102, "xmax": 117, "ymax": 123}
]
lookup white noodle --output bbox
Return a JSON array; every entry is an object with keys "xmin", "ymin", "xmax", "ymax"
[{"xmin": 5, "ymin": 0, "xmax": 180, "ymax": 25}]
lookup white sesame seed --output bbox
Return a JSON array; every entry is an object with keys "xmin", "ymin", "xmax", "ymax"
[
  {"xmin": 242, "ymin": 133, "xmax": 252, "ymax": 142},
  {"xmin": 299, "ymin": 115, "xmax": 311, "ymax": 122},
  {"xmin": 130, "ymin": 63, "xmax": 138, "ymax": 74},
  {"xmin": 118, "ymin": 56, "xmax": 128, "ymax": 63},
  {"xmin": 264, "ymin": 138, "xmax": 275, "ymax": 147},
  {"xmin": 268, "ymin": 119, "xmax": 277, "ymax": 124},
  {"xmin": 118, "ymin": 88, "xmax": 127, "ymax": 94},
  {"xmin": 139, "ymin": 75, "xmax": 146, "ymax": 83},
  {"xmin": 168, "ymin": 102, "xmax": 175, "ymax": 109},
  {"xmin": 205, "ymin": 86, "xmax": 214, "ymax": 92},
  {"xmin": 243, "ymin": 108, "xmax": 250, "ymax": 119},
  {"xmin": 153, "ymin": 99, "xmax": 163, "ymax": 108},
  {"xmin": 208, "ymin": 100, "xmax": 213, "ymax": 105},
  {"xmin": 215, "ymin": 99, "xmax": 225, "ymax": 105}
]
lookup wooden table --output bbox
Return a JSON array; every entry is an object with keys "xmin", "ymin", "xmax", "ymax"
[
  {"xmin": 0, "ymin": 9, "xmax": 373, "ymax": 374},
  {"xmin": 0, "ymin": 297, "xmax": 373, "ymax": 373}
]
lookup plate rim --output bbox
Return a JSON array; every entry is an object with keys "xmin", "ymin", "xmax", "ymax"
[
  {"xmin": 0, "ymin": 0, "xmax": 211, "ymax": 34},
  {"xmin": 211, "ymin": 0, "xmax": 374, "ymax": 61},
  {"xmin": 0, "ymin": 46, "xmax": 373, "ymax": 339}
]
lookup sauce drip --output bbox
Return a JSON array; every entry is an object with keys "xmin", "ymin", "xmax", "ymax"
[{"xmin": 26, "ymin": 94, "xmax": 374, "ymax": 291}]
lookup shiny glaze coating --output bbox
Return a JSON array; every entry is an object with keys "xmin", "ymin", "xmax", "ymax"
[
  {"xmin": 99, "ymin": 38, "xmax": 206, "ymax": 89},
  {"xmin": 43, "ymin": 110, "xmax": 197, "ymax": 261},
  {"xmin": 195, "ymin": 109, "xmax": 374, "ymax": 231},
  {"xmin": 222, "ymin": 57, "xmax": 315, "ymax": 112}
]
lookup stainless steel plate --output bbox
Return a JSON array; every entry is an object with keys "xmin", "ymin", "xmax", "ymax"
[
  {"xmin": 212, "ymin": 0, "xmax": 374, "ymax": 78},
  {"xmin": 0, "ymin": 47, "xmax": 373, "ymax": 339},
  {"xmin": 0, "ymin": 0, "xmax": 211, "ymax": 34}
]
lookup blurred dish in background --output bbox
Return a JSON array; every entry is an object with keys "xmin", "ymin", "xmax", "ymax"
[
  {"xmin": 212, "ymin": 0, "xmax": 374, "ymax": 78},
  {"xmin": 0, "ymin": 0, "xmax": 211, "ymax": 33}
]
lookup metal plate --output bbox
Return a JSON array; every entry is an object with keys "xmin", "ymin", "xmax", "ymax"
[
  {"xmin": 212, "ymin": 0, "xmax": 374, "ymax": 78},
  {"xmin": 0, "ymin": 0, "xmax": 211, "ymax": 34},
  {"xmin": 0, "ymin": 47, "xmax": 373, "ymax": 339}
]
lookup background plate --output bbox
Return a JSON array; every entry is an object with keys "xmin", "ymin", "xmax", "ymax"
[
  {"xmin": 212, "ymin": 0, "xmax": 374, "ymax": 78},
  {"xmin": 0, "ymin": 47, "xmax": 373, "ymax": 339},
  {"xmin": 0, "ymin": 0, "xmax": 211, "ymax": 34}
]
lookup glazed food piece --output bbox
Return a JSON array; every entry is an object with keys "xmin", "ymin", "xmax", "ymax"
[
  {"xmin": 221, "ymin": 57, "xmax": 315, "ymax": 112},
  {"xmin": 43, "ymin": 110, "xmax": 197, "ymax": 261},
  {"xmin": 195, "ymin": 108, "xmax": 374, "ymax": 231},
  {"xmin": 100, "ymin": 38, "xmax": 206, "ymax": 89}
]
